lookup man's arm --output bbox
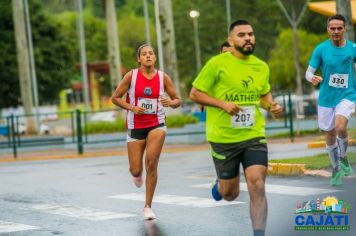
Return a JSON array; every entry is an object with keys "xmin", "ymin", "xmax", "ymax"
[
  {"xmin": 305, "ymin": 65, "xmax": 323, "ymax": 86},
  {"xmin": 260, "ymin": 92, "xmax": 283, "ymax": 118},
  {"xmin": 189, "ymin": 87, "xmax": 242, "ymax": 116}
]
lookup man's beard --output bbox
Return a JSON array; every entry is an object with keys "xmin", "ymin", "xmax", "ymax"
[{"xmin": 235, "ymin": 43, "xmax": 255, "ymax": 55}]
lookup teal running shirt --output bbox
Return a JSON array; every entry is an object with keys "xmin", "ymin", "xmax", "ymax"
[{"xmin": 309, "ymin": 39, "xmax": 356, "ymax": 107}]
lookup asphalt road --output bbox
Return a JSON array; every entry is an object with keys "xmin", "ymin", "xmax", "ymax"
[{"xmin": 0, "ymin": 150, "xmax": 355, "ymax": 236}]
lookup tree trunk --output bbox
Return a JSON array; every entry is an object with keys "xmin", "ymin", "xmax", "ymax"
[
  {"xmin": 336, "ymin": 0, "xmax": 355, "ymax": 41},
  {"xmin": 12, "ymin": 0, "xmax": 35, "ymax": 133},
  {"xmin": 158, "ymin": 0, "xmax": 181, "ymax": 98},
  {"xmin": 105, "ymin": 0, "xmax": 122, "ymax": 91},
  {"xmin": 292, "ymin": 23, "xmax": 304, "ymax": 119}
]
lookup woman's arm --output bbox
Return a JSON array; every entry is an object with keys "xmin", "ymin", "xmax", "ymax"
[
  {"xmin": 111, "ymin": 71, "xmax": 145, "ymax": 114},
  {"xmin": 161, "ymin": 74, "xmax": 181, "ymax": 108}
]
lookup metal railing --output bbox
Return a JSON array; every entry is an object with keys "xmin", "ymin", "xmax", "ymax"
[{"xmin": 0, "ymin": 93, "xmax": 294, "ymax": 158}]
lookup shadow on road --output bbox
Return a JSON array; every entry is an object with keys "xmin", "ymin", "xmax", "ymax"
[{"xmin": 143, "ymin": 220, "xmax": 164, "ymax": 236}]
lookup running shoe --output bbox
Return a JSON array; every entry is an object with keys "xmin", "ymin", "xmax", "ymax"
[
  {"xmin": 143, "ymin": 207, "xmax": 156, "ymax": 220},
  {"xmin": 211, "ymin": 178, "xmax": 222, "ymax": 201},
  {"xmin": 340, "ymin": 157, "xmax": 353, "ymax": 176},
  {"xmin": 330, "ymin": 168, "xmax": 345, "ymax": 186},
  {"xmin": 133, "ymin": 175, "xmax": 143, "ymax": 188}
]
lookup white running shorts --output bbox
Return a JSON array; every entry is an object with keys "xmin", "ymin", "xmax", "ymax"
[{"xmin": 318, "ymin": 99, "xmax": 355, "ymax": 131}]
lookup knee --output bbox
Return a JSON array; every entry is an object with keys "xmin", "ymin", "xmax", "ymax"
[
  {"xmin": 335, "ymin": 125, "xmax": 347, "ymax": 136},
  {"xmin": 129, "ymin": 167, "xmax": 142, "ymax": 177},
  {"xmin": 145, "ymin": 157, "xmax": 159, "ymax": 172},
  {"xmin": 248, "ymin": 179, "xmax": 266, "ymax": 197},
  {"xmin": 221, "ymin": 188, "xmax": 239, "ymax": 201}
]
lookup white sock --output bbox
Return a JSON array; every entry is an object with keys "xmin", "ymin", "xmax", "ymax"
[
  {"xmin": 326, "ymin": 143, "xmax": 339, "ymax": 170},
  {"xmin": 337, "ymin": 136, "xmax": 348, "ymax": 159}
]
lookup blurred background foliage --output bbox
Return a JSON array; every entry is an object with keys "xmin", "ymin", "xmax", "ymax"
[{"xmin": 0, "ymin": 0, "xmax": 331, "ymax": 108}]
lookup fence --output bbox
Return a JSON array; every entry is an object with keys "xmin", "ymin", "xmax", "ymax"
[{"xmin": 0, "ymin": 93, "xmax": 294, "ymax": 158}]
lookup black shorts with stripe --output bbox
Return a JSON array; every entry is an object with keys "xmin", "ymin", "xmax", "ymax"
[
  {"xmin": 210, "ymin": 137, "xmax": 268, "ymax": 180},
  {"xmin": 127, "ymin": 123, "xmax": 165, "ymax": 140}
]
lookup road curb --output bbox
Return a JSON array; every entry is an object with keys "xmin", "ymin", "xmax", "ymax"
[
  {"xmin": 267, "ymin": 163, "xmax": 306, "ymax": 176},
  {"xmin": 0, "ymin": 152, "xmax": 120, "ymax": 163},
  {"xmin": 0, "ymin": 145, "xmax": 210, "ymax": 163},
  {"xmin": 308, "ymin": 139, "xmax": 356, "ymax": 148}
]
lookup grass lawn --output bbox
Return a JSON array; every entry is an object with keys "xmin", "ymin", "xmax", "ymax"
[
  {"xmin": 267, "ymin": 128, "xmax": 356, "ymax": 140},
  {"xmin": 269, "ymin": 152, "xmax": 356, "ymax": 170}
]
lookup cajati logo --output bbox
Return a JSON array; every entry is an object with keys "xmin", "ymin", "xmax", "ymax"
[{"xmin": 294, "ymin": 196, "xmax": 351, "ymax": 231}]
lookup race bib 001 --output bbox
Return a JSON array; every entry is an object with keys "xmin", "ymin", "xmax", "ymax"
[
  {"xmin": 138, "ymin": 98, "xmax": 158, "ymax": 114},
  {"xmin": 230, "ymin": 106, "xmax": 255, "ymax": 128},
  {"xmin": 329, "ymin": 73, "xmax": 349, "ymax": 89}
]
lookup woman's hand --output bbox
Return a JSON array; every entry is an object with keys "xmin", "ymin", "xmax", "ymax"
[
  {"xmin": 160, "ymin": 95, "xmax": 171, "ymax": 107},
  {"xmin": 131, "ymin": 105, "xmax": 145, "ymax": 115}
]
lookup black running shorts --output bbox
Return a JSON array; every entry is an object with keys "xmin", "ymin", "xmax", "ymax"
[
  {"xmin": 210, "ymin": 137, "xmax": 268, "ymax": 180},
  {"xmin": 127, "ymin": 123, "xmax": 165, "ymax": 140}
]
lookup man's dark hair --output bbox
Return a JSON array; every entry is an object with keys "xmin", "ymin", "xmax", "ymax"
[
  {"xmin": 220, "ymin": 41, "xmax": 230, "ymax": 52},
  {"xmin": 327, "ymin": 14, "xmax": 346, "ymax": 27},
  {"xmin": 229, "ymin": 19, "xmax": 251, "ymax": 32}
]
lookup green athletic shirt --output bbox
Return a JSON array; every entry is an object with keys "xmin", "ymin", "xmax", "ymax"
[{"xmin": 192, "ymin": 52, "xmax": 271, "ymax": 143}]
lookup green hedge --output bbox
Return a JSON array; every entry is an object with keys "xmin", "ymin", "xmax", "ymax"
[
  {"xmin": 84, "ymin": 115, "xmax": 199, "ymax": 134},
  {"xmin": 165, "ymin": 115, "xmax": 199, "ymax": 128}
]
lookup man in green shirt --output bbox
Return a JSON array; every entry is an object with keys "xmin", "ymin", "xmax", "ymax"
[{"xmin": 190, "ymin": 19, "xmax": 283, "ymax": 236}]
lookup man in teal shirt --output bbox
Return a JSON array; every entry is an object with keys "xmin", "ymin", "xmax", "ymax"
[
  {"xmin": 306, "ymin": 14, "xmax": 356, "ymax": 186},
  {"xmin": 190, "ymin": 19, "xmax": 283, "ymax": 236}
]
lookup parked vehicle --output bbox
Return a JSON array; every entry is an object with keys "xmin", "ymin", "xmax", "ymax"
[
  {"xmin": 15, "ymin": 123, "xmax": 51, "ymax": 135},
  {"xmin": 89, "ymin": 111, "xmax": 116, "ymax": 122}
]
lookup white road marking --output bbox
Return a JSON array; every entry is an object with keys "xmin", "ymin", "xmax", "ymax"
[
  {"xmin": 0, "ymin": 221, "xmax": 39, "ymax": 233},
  {"xmin": 191, "ymin": 183, "xmax": 342, "ymax": 196},
  {"xmin": 109, "ymin": 193, "xmax": 245, "ymax": 208},
  {"xmin": 30, "ymin": 204, "xmax": 136, "ymax": 221}
]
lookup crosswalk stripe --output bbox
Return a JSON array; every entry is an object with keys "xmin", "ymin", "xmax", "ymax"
[
  {"xmin": 0, "ymin": 220, "xmax": 39, "ymax": 233},
  {"xmin": 109, "ymin": 193, "xmax": 245, "ymax": 208},
  {"xmin": 30, "ymin": 204, "xmax": 136, "ymax": 221},
  {"xmin": 191, "ymin": 183, "xmax": 342, "ymax": 196}
]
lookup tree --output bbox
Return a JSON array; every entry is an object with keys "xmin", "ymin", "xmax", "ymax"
[
  {"xmin": 171, "ymin": 0, "xmax": 286, "ymax": 95},
  {"xmin": 337, "ymin": 0, "xmax": 354, "ymax": 41},
  {"xmin": 158, "ymin": 0, "xmax": 181, "ymax": 96},
  {"xmin": 276, "ymin": 0, "xmax": 310, "ymax": 98},
  {"xmin": 12, "ymin": 0, "xmax": 35, "ymax": 132},
  {"xmin": 0, "ymin": 0, "xmax": 19, "ymax": 108},
  {"xmin": 268, "ymin": 28, "xmax": 327, "ymax": 92},
  {"xmin": 0, "ymin": 0, "xmax": 74, "ymax": 108}
]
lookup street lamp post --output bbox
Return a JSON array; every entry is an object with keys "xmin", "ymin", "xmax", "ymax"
[
  {"xmin": 143, "ymin": 0, "xmax": 151, "ymax": 44},
  {"xmin": 76, "ymin": 0, "xmax": 90, "ymax": 111},
  {"xmin": 226, "ymin": 0, "xmax": 231, "ymax": 34},
  {"xmin": 189, "ymin": 10, "xmax": 201, "ymax": 74},
  {"xmin": 154, "ymin": 0, "xmax": 164, "ymax": 71}
]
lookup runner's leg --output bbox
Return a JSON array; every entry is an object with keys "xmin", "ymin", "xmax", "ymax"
[
  {"xmin": 144, "ymin": 128, "xmax": 166, "ymax": 208},
  {"xmin": 216, "ymin": 178, "xmax": 240, "ymax": 201},
  {"xmin": 127, "ymin": 140, "xmax": 146, "ymax": 186},
  {"xmin": 335, "ymin": 100, "xmax": 354, "ymax": 175},
  {"xmin": 244, "ymin": 165, "xmax": 267, "ymax": 235}
]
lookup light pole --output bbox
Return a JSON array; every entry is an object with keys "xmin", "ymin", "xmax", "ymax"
[
  {"xmin": 226, "ymin": 0, "xmax": 231, "ymax": 34},
  {"xmin": 143, "ymin": 0, "xmax": 151, "ymax": 44},
  {"xmin": 76, "ymin": 0, "xmax": 90, "ymax": 111},
  {"xmin": 154, "ymin": 0, "xmax": 164, "ymax": 71},
  {"xmin": 189, "ymin": 10, "xmax": 201, "ymax": 74}
]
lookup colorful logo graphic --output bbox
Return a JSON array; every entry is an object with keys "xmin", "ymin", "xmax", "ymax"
[
  {"xmin": 294, "ymin": 196, "xmax": 351, "ymax": 231},
  {"xmin": 144, "ymin": 87, "xmax": 152, "ymax": 96}
]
